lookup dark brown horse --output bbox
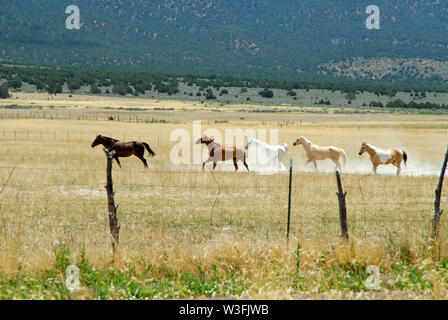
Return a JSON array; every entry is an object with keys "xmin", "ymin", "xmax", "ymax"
[
  {"xmin": 195, "ymin": 135, "xmax": 249, "ymax": 172},
  {"xmin": 91, "ymin": 135, "xmax": 155, "ymax": 168}
]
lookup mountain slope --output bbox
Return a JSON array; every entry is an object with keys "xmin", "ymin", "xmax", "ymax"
[{"xmin": 1, "ymin": 0, "xmax": 447, "ymax": 80}]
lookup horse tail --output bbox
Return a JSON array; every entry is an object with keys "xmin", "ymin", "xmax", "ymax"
[
  {"xmin": 402, "ymin": 150, "xmax": 407, "ymax": 167},
  {"xmin": 142, "ymin": 142, "xmax": 156, "ymax": 157},
  {"xmin": 341, "ymin": 149, "xmax": 348, "ymax": 168}
]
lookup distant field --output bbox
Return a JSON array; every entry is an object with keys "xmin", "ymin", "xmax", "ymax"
[
  {"xmin": 8, "ymin": 81, "xmax": 448, "ymax": 110},
  {"xmin": 1, "ymin": 101, "xmax": 448, "ymax": 299},
  {"xmin": 2, "ymin": 92, "xmax": 448, "ymax": 126}
]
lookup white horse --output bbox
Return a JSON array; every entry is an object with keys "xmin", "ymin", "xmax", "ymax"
[
  {"xmin": 245, "ymin": 138, "xmax": 288, "ymax": 170},
  {"xmin": 293, "ymin": 136, "xmax": 347, "ymax": 171}
]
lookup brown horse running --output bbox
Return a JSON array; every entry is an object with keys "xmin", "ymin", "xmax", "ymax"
[
  {"xmin": 91, "ymin": 134, "xmax": 155, "ymax": 168},
  {"xmin": 358, "ymin": 142, "xmax": 407, "ymax": 176},
  {"xmin": 195, "ymin": 135, "xmax": 249, "ymax": 172}
]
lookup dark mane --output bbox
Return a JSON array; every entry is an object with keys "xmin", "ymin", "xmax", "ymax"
[
  {"xmin": 103, "ymin": 136, "xmax": 119, "ymax": 144},
  {"xmin": 91, "ymin": 135, "xmax": 119, "ymax": 149}
]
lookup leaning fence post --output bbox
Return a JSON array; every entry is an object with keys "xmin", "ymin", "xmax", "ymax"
[
  {"xmin": 103, "ymin": 148, "xmax": 120, "ymax": 258},
  {"xmin": 335, "ymin": 170, "xmax": 349, "ymax": 240},
  {"xmin": 287, "ymin": 158, "xmax": 293, "ymax": 242},
  {"xmin": 432, "ymin": 146, "xmax": 448, "ymax": 242}
]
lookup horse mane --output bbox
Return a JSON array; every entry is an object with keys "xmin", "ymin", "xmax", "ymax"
[
  {"xmin": 249, "ymin": 138, "xmax": 268, "ymax": 147},
  {"xmin": 206, "ymin": 140, "xmax": 221, "ymax": 149},
  {"xmin": 300, "ymin": 136, "xmax": 312, "ymax": 145},
  {"xmin": 102, "ymin": 135, "xmax": 119, "ymax": 143},
  {"xmin": 249, "ymin": 138, "xmax": 285, "ymax": 149}
]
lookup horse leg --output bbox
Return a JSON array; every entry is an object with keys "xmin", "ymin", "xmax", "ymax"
[
  {"xmin": 336, "ymin": 161, "xmax": 341, "ymax": 172},
  {"xmin": 313, "ymin": 160, "xmax": 317, "ymax": 172},
  {"xmin": 138, "ymin": 155, "xmax": 148, "ymax": 168},
  {"xmin": 114, "ymin": 156, "xmax": 122, "ymax": 168},
  {"xmin": 202, "ymin": 158, "xmax": 213, "ymax": 171},
  {"xmin": 233, "ymin": 158, "xmax": 238, "ymax": 172},
  {"xmin": 332, "ymin": 159, "xmax": 340, "ymax": 172},
  {"xmin": 243, "ymin": 159, "xmax": 249, "ymax": 172},
  {"xmin": 372, "ymin": 166, "xmax": 377, "ymax": 175},
  {"xmin": 213, "ymin": 161, "xmax": 217, "ymax": 171},
  {"xmin": 396, "ymin": 166, "xmax": 401, "ymax": 176},
  {"xmin": 133, "ymin": 147, "xmax": 148, "ymax": 168}
]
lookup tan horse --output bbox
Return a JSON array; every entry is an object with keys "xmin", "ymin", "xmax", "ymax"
[
  {"xmin": 195, "ymin": 135, "xmax": 249, "ymax": 172},
  {"xmin": 358, "ymin": 142, "xmax": 407, "ymax": 176},
  {"xmin": 292, "ymin": 136, "xmax": 347, "ymax": 171}
]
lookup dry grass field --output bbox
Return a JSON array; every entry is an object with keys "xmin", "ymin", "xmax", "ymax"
[{"xmin": 1, "ymin": 98, "xmax": 448, "ymax": 299}]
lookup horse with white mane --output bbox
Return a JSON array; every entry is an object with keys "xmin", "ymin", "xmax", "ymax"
[
  {"xmin": 358, "ymin": 142, "xmax": 407, "ymax": 176},
  {"xmin": 292, "ymin": 136, "xmax": 347, "ymax": 171},
  {"xmin": 245, "ymin": 138, "xmax": 288, "ymax": 170}
]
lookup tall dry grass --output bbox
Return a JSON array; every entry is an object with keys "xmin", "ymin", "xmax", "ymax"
[{"xmin": 0, "ymin": 118, "xmax": 447, "ymax": 299}]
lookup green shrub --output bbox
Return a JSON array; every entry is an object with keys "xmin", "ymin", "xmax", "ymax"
[
  {"xmin": 47, "ymin": 81, "xmax": 63, "ymax": 95},
  {"xmin": 112, "ymin": 83, "xmax": 132, "ymax": 95},
  {"xmin": 205, "ymin": 89, "xmax": 217, "ymax": 100},
  {"xmin": 6, "ymin": 79, "xmax": 22, "ymax": 89},
  {"xmin": 258, "ymin": 88, "xmax": 274, "ymax": 98},
  {"xmin": 90, "ymin": 84, "xmax": 102, "ymax": 94},
  {"xmin": 0, "ymin": 85, "xmax": 10, "ymax": 99}
]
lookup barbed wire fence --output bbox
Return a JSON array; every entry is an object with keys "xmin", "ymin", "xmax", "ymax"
[
  {"xmin": 0, "ymin": 147, "xmax": 447, "ymax": 257},
  {"xmin": 0, "ymin": 179, "xmax": 444, "ymax": 234},
  {"xmin": 0, "ymin": 110, "xmax": 310, "ymax": 130}
]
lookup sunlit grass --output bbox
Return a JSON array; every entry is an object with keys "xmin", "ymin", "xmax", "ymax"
[{"xmin": 0, "ymin": 118, "xmax": 448, "ymax": 299}]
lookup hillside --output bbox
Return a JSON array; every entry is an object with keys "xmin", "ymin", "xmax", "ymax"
[{"xmin": 1, "ymin": 0, "xmax": 448, "ymax": 81}]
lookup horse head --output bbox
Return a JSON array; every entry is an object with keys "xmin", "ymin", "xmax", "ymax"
[
  {"xmin": 91, "ymin": 134, "xmax": 103, "ymax": 148},
  {"xmin": 283, "ymin": 143, "xmax": 289, "ymax": 151},
  {"xmin": 292, "ymin": 136, "xmax": 305, "ymax": 146},
  {"xmin": 195, "ymin": 135, "xmax": 214, "ymax": 145},
  {"xmin": 359, "ymin": 142, "xmax": 367, "ymax": 155},
  {"xmin": 245, "ymin": 137, "xmax": 254, "ymax": 150}
]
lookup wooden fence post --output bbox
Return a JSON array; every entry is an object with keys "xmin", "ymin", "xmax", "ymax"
[
  {"xmin": 336, "ymin": 170, "xmax": 349, "ymax": 240},
  {"xmin": 103, "ymin": 148, "xmax": 120, "ymax": 258},
  {"xmin": 432, "ymin": 146, "xmax": 448, "ymax": 241},
  {"xmin": 287, "ymin": 158, "xmax": 293, "ymax": 242}
]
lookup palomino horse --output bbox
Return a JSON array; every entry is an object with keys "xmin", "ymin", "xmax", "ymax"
[
  {"xmin": 292, "ymin": 136, "xmax": 347, "ymax": 171},
  {"xmin": 91, "ymin": 134, "xmax": 155, "ymax": 168},
  {"xmin": 196, "ymin": 135, "xmax": 249, "ymax": 172},
  {"xmin": 358, "ymin": 142, "xmax": 407, "ymax": 176}
]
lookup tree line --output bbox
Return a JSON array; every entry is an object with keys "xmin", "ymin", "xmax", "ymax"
[
  {"xmin": 1, "ymin": 64, "xmax": 447, "ymax": 100},
  {"xmin": 368, "ymin": 99, "xmax": 448, "ymax": 110}
]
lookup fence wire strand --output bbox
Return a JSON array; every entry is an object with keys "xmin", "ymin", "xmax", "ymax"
[{"xmin": 0, "ymin": 162, "xmax": 445, "ymax": 242}]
